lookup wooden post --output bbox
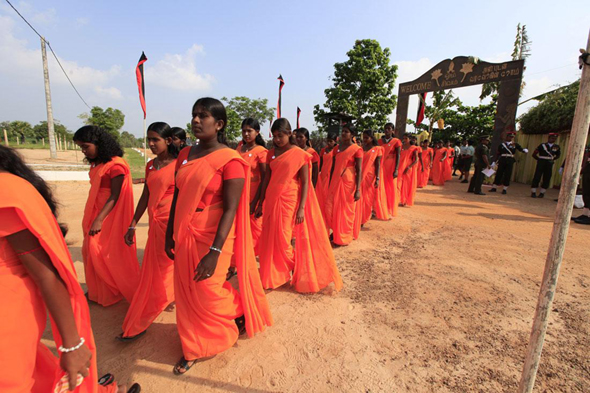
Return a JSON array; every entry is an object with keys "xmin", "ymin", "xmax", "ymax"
[
  {"xmin": 16, "ymin": 136, "xmax": 20, "ymax": 145},
  {"xmin": 3, "ymin": 129, "xmax": 8, "ymax": 146},
  {"xmin": 42, "ymin": 137, "xmax": 45, "ymax": 146},
  {"xmin": 41, "ymin": 37, "xmax": 57, "ymax": 159},
  {"xmin": 518, "ymin": 30, "xmax": 590, "ymax": 393},
  {"xmin": 62, "ymin": 135, "xmax": 66, "ymax": 150}
]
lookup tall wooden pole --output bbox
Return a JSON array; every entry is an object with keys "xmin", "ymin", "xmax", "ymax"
[
  {"xmin": 518, "ymin": 30, "xmax": 590, "ymax": 393},
  {"xmin": 41, "ymin": 37, "xmax": 57, "ymax": 159},
  {"xmin": 4, "ymin": 129, "xmax": 9, "ymax": 146},
  {"xmin": 143, "ymin": 117, "xmax": 147, "ymax": 164}
]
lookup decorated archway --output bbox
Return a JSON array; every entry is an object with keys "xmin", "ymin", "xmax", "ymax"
[{"xmin": 394, "ymin": 56, "xmax": 524, "ymax": 153}]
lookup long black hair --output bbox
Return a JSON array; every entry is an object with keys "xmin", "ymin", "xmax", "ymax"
[
  {"xmin": 0, "ymin": 146, "xmax": 67, "ymax": 235},
  {"xmin": 363, "ymin": 129, "xmax": 379, "ymax": 147},
  {"xmin": 170, "ymin": 127, "xmax": 187, "ymax": 146},
  {"xmin": 148, "ymin": 121, "xmax": 179, "ymax": 158},
  {"xmin": 342, "ymin": 123, "xmax": 357, "ymax": 137},
  {"xmin": 73, "ymin": 125, "xmax": 123, "ymax": 164},
  {"xmin": 271, "ymin": 118, "xmax": 295, "ymax": 145},
  {"xmin": 294, "ymin": 127, "xmax": 312, "ymax": 147},
  {"xmin": 193, "ymin": 97, "xmax": 228, "ymax": 145},
  {"xmin": 241, "ymin": 118, "xmax": 266, "ymax": 147}
]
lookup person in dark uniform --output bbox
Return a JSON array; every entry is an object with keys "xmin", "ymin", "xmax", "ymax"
[
  {"xmin": 467, "ymin": 135, "xmax": 491, "ymax": 195},
  {"xmin": 573, "ymin": 147, "xmax": 590, "ymax": 225},
  {"xmin": 489, "ymin": 131, "xmax": 528, "ymax": 194},
  {"xmin": 531, "ymin": 133, "xmax": 561, "ymax": 198}
]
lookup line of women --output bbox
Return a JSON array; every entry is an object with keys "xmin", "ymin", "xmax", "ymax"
[{"xmin": 1, "ymin": 96, "xmax": 454, "ymax": 391}]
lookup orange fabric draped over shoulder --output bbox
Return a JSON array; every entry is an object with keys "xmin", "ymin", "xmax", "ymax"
[
  {"xmin": 81, "ymin": 157, "xmax": 139, "ymax": 306},
  {"xmin": 0, "ymin": 173, "xmax": 116, "ymax": 393},
  {"xmin": 258, "ymin": 148, "xmax": 342, "ymax": 293},
  {"xmin": 122, "ymin": 160, "xmax": 176, "ymax": 337},
  {"xmin": 432, "ymin": 149, "xmax": 446, "ymax": 186},
  {"xmin": 418, "ymin": 147, "xmax": 433, "ymax": 188},
  {"xmin": 237, "ymin": 145, "xmax": 267, "ymax": 256},
  {"xmin": 173, "ymin": 148, "xmax": 272, "ymax": 360},
  {"xmin": 380, "ymin": 138, "xmax": 401, "ymax": 217},
  {"xmin": 316, "ymin": 147, "xmax": 334, "ymax": 228},
  {"xmin": 361, "ymin": 146, "xmax": 389, "ymax": 224},
  {"xmin": 324, "ymin": 144, "xmax": 362, "ymax": 246},
  {"xmin": 398, "ymin": 146, "xmax": 419, "ymax": 206},
  {"xmin": 444, "ymin": 147, "xmax": 454, "ymax": 181}
]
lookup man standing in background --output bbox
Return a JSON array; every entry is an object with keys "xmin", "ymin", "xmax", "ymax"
[
  {"xmin": 468, "ymin": 135, "xmax": 491, "ymax": 195},
  {"xmin": 531, "ymin": 133, "xmax": 561, "ymax": 198},
  {"xmin": 458, "ymin": 139, "xmax": 475, "ymax": 183}
]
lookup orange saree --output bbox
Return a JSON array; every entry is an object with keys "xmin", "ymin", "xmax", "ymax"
[
  {"xmin": 418, "ymin": 147, "xmax": 433, "ymax": 188},
  {"xmin": 380, "ymin": 138, "xmax": 402, "ymax": 218},
  {"xmin": 444, "ymin": 147, "xmax": 454, "ymax": 181},
  {"xmin": 432, "ymin": 149, "xmax": 446, "ymax": 186},
  {"xmin": 324, "ymin": 144, "xmax": 363, "ymax": 246},
  {"xmin": 361, "ymin": 146, "xmax": 389, "ymax": 224},
  {"xmin": 258, "ymin": 148, "xmax": 342, "ymax": 293},
  {"xmin": 316, "ymin": 147, "xmax": 334, "ymax": 227},
  {"xmin": 82, "ymin": 157, "xmax": 139, "ymax": 306},
  {"xmin": 0, "ymin": 173, "xmax": 116, "ymax": 393},
  {"xmin": 173, "ymin": 149, "xmax": 272, "ymax": 360},
  {"xmin": 399, "ymin": 146, "xmax": 419, "ymax": 206},
  {"xmin": 237, "ymin": 145, "xmax": 267, "ymax": 256},
  {"xmin": 122, "ymin": 160, "xmax": 176, "ymax": 337}
]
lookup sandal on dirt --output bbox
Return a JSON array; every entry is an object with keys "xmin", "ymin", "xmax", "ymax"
[
  {"xmin": 98, "ymin": 373, "xmax": 114, "ymax": 386},
  {"xmin": 235, "ymin": 315, "xmax": 247, "ymax": 336},
  {"xmin": 173, "ymin": 357, "xmax": 197, "ymax": 375},
  {"xmin": 127, "ymin": 383, "xmax": 141, "ymax": 393},
  {"xmin": 116, "ymin": 330, "xmax": 147, "ymax": 343}
]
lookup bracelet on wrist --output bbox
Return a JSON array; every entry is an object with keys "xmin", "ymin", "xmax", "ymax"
[
  {"xmin": 128, "ymin": 227, "xmax": 136, "ymax": 230},
  {"xmin": 59, "ymin": 337, "xmax": 85, "ymax": 353},
  {"xmin": 209, "ymin": 246, "xmax": 222, "ymax": 253}
]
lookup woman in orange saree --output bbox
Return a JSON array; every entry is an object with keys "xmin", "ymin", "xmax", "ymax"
[
  {"xmin": 74, "ymin": 126, "xmax": 140, "ymax": 307},
  {"xmin": 379, "ymin": 122, "xmax": 401, "ymax": 218},
  {"xmin": 316, "ymin": 135, "xmax": 337, "ymax": 224},
  {"xmin": 324, "ymin": 124, "xmax": 363, "ymax": 246},
  {"xmin": 165, "ymin": 98, "xmax": 272, "ymax": 375},
  {"xmin": 237, "ymin": 118, "xmax": 268, "ymax": 257},
  {"xmin": 444, "ymin": 141, "xmax": 455, "ymax": 181},
  {"xmin": 360, "ymin": 130, "xmax": 389, "ymax": 224},
  {"xmin": 398, "ymin": 136, "xmax": 423, "ymax": 207},
  {"xmin": 295, "ymin": 127, "xmax": 320, "ymax": 187},
  {"xmin": 418, "ymin": 140, "xmax": 433, "ymax": 188},
  {"xmin": 0, "ymin": 146, "xmax": 136, "ymax": 393},
  {"xmin": 118, "ymin": 122, "xmax": 178, "ymax": 341},
  {"xmin": 256, "ymin": 119, "xmax": 342, "ymax": 292},
  {"xmin": 431, "ymin": 140, "xmax": 448, "ymax": 186}
]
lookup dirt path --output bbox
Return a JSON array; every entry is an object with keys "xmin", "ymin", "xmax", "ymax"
[{"xmin": 44, "ymin": 178, "xmax": 589, "ymax": 392}]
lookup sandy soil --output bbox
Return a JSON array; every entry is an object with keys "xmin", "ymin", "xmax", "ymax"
[{"xmin": 41, "ymin": 177, "xmax": 589, "ymax": 392}]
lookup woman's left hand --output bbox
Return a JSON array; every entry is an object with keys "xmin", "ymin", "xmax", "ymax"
[
  {"xmin": 295, "ymin": 207, "xmax": 305, "ymax": 225},
  {"xmin": 88, "ymin": 219, "xmax": 102, "ymax": 236},
  {"xmin": 374, "ymin": 179, "xmax": 379, "ymax": 188},
  {"xmin": 194, "ymin": 251, "xmax": 219, "ymax": 282},
  {"xmin": 354, "ymin": 189, "xmax": 361, "ymax": 201},
  {"xmin": 403, "ymin": 167, "xmax": 410, "ymax": 175}
]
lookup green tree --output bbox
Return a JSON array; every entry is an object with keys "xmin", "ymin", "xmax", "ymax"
[
  {"xmin": 221, "ymin": 96, "xmax": 274, "ymax": 141},
  {"xmin": 79, "ymin": 106, "xmax": 125, "ymax": 141},
  {"xmin": 119, "ymin": 131, "xmax": 141, "ymax": 148},
  {"xmin": 314, "ymin": 39, "xmax": 398, "ymax": 132},
  {"xmin": 420, "ymin": 90, "xmax": 462, "ymax": 133},
  {"xmin": 480, "ymin": 23, "xmax": 532, "ymax": 100},
  {"xmin": 32, "ymin": 121, "xmax": 71, "ymax": 141},
  {"xmin": 7, "ymin": 121, "xmax": 34, "ymax": 142}
]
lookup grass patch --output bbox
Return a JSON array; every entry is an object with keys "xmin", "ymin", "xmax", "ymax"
[{"xmin": 124, "ymin": 148, "xmax": 148, "ymax": 179}]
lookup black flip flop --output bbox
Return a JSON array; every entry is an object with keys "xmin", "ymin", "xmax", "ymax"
[
  {"xmin": 116, "ymin": 330, "xmax": 147, "ymax": 343},
  {"xmin": 98, "ymin": 373, "xmax": 114, "ymax": 386},
  {"xmin": 127, "ymin": 383, "xmax": 141, "ymax": 393},
  {"xmin": 173, "ymin": 357, "xmax": 197, "ymax": 375}
]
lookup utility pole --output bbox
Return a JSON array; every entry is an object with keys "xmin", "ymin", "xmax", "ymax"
[
  {"xmin": 518, "ymin": 30, "xmax": 590, "ymax": 392},
  {"xmin": 41, "ymin": 36, "xmax": 57, "ymax": 159}
]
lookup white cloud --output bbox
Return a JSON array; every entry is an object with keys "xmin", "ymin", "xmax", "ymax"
[
  {"xmin": 94, "ymin": 86, "xmax": 123, "ymax": 100},
  {"xmin": 145, "ymin": 44, "xmax": 214, "ymax": 91}
]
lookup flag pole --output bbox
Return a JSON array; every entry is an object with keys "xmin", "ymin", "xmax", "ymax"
[
  {"xmin": 143, "ymin": 117, "xmax": 147, "ymax": 164},
  {"xmin": 517, "ymin": 30, "xmax": 590, "ymax": 392}
]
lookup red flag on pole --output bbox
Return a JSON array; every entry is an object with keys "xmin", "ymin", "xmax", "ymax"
[
  {"xmin": 416, "ymin": 92, "xmax": 427, "ymax": 126},
  {"xmin": 136, "ymin": 52, "xmax": 148, "ymax": 119},
  {"xmin": 297, "ymin": 107, "xmax": 301, "ymax": 128},
  {"xmin": 277, "ymin": 75, "xmax": 284, "ymax": 119}
]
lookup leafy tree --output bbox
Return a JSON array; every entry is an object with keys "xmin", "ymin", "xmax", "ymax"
[
  {"xmin": 314, "ymin": 39, "xmax": 398, "ymax": 132},
  {"xmin": 221, "ymin": 96, "xmax": 275, "ymax": 141},
  {"xmin": 119, "ymin": 131, "xmax": 141, "ymax": 148},
  {"xmin": 421, "ymin": 90, "xmax": 462, "ymax": 133},
  {"xmin": 519, "ymin": 80, "xmax": 579, "ymax": 134},
  {"xmin": 79, "ymin": 106, "xmax": 125, "ymax": 141},
  {"xmin": 5, "ymin": 121, "xmax": 34, "ymax": 142},
  {"xmin": 32, "ymin": 121, "xmax": 70, "ymax": 141},
  {"xmin": 480, "ymin": 23, "xmax": 532, "ymax": 100}
]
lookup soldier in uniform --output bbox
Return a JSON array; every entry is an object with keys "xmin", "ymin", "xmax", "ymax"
[
  {"xmin": 467, "ymin": 135, "xmax": 491, "ymax": 195},
  {"xmin": 489, "ymin": 131, "xmax": 528, "ymax": 194},
  {"xmin": 531, "ymin": 133, "xmax": 561, "ymax": 198},
  {"xmin": 573, "ymin": 146, "xmax": 590, "ymax": 225}
]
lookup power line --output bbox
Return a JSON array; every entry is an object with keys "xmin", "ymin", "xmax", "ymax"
[{"xmin": 5, "ymin": 0, "xmax": 91, "ymax": 109}]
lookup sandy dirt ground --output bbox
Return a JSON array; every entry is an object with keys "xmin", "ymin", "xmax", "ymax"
[{"xmin": 39, "ymin": 176, "xmax": 589, "ymax": 392}]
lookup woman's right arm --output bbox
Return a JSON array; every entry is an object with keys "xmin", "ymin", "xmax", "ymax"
[
  {"xmin": 124, "ymin": 183, "xmax": 149, "ymax": 246},
  {"xmin": 6, "ymin": 230, "xmax": 92, "ymax": 390},
  {"xmin": 165, "ymin": 187, "xmax": 179, "ymax": 260},
  {"xmin": 255, "ymin": 166, "xmax": 271, "ymax": 218}
]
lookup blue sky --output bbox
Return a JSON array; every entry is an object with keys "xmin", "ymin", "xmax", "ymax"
[{"xmin": 0, "ymin": 0, "xmax": 587, "ymax": 138}]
